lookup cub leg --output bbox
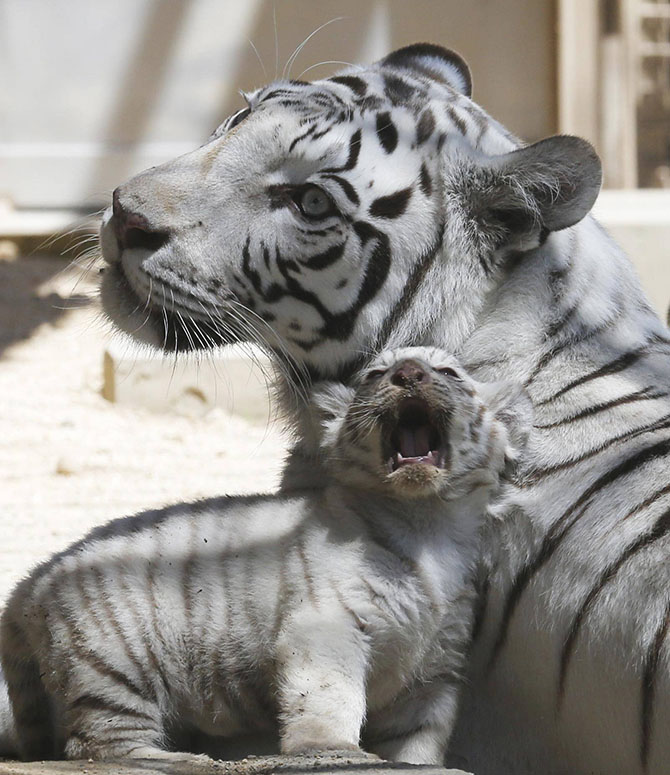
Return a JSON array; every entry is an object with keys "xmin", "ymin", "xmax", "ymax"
[
  {"xmin": 63, "ymin": 690, "xmax": 167, "ymax": 760},
  {"xmin": 0, "ymin": 617, "xmax": 55, "ymax": 760},
  {"xmin": 276, "ymin": 610, "xmax": 370, "ymax": 754},
  {"xmin": 366, "ymin": 678, "xmax": 460, "ymax": 765}
]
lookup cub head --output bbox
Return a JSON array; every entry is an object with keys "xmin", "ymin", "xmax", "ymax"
[{"xmin": 313, "ymin": 346, "xmax": 531, "ymax": 498}]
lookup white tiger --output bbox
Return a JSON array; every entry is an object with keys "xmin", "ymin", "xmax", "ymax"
[
  {"xmin": 51, "ymin": 41, "xmax": 670, "ymax": 774},
  {"xmin": 0, "ymin": 348, "xmax": 524, "ymax": 765}
]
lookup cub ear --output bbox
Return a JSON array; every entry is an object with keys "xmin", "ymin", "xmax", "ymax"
[
  {"xmin": 453, "ymin": 135, "xmax": 602, "ymax": 254},
  {"xmin": 378, "ymin": 43, "xmax": 472, "ymax": 97},
  {"xmin": 310, "ymin": 382, "xmax": 356, "ymax": 450},
  {"xmin": 477, "ymin": 380, "xmax": 533, "ymax": 457}
]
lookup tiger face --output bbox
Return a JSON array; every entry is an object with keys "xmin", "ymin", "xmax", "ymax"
[
  {"xmin": 316, "ymin": 347, "xmax": 528, "ymax": 498},
  {"xmin": 99, "ymin": 44, "xmax": 600, "ymax": 381}
]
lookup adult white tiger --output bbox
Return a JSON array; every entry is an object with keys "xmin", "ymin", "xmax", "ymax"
[{"xmin": 72, "ymin": 44, "xmax": 670, "ymax": 774}]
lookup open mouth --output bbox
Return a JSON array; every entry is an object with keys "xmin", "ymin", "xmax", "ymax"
[{"xmin": 386, "ymin": 397, "xmax": 447, "ymax": 472}]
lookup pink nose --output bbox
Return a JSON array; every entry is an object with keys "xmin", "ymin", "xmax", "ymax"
[
  {"xmin": 390, "ymin": 360, "xmax": 430, "ymax": 388},
  {"xmin": 112, "ymin": 188, "xmax": 167, "ymax": 252}
]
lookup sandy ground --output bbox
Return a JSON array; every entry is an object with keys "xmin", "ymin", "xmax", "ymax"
[{"xmin": 0, "ymin": 254, "xmax": 288, "ymax": 606}]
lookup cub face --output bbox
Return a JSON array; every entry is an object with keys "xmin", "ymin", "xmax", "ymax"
[{"xmin": 316, "ymin": 346, "xmax": 529, "ymax": 498}]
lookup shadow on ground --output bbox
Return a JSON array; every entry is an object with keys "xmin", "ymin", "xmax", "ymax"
[{"xmin": 0, "ymin": 254, "xmax": 92, "ymax": 357}]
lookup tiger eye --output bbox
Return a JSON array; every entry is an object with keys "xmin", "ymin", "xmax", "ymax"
[{"xmin": 299, "ymin": 186, "xmax": 334, "ymax": 219}]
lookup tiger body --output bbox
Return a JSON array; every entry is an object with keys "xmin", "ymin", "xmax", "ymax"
[
  {"xmin": 1, "ymin": 348, "xmax": 517, "ymax": 764},
  {"xmin": 47, "ymin": 43, "xmax": 670, "ymax": 774}
]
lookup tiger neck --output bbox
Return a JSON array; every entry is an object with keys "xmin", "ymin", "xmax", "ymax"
[{"xmin": 442, "ymin": 218, "xmax": 658, "ymax": 384}]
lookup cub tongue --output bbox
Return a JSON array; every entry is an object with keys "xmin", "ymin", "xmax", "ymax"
[{"xmin": 399, "ymin": 425, "xmax": 431, "ymax": 458}]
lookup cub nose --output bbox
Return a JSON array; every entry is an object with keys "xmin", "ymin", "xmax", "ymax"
[
  {"xmin": 112, "ymin": 188, "xmax": 169, "ymax": 252},
  {"xmin": 390, "ymin": 359, "xmax": 431, "ymax": 388}
]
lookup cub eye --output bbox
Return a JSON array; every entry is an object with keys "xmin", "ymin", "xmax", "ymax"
[
  {"xmin": 297, "ymin": 185, "xmax": 338, "ymax": 220},
  {"xmin": 436, "ymin": 366, "xmax": 462, "ymax": 380},
  {"xmin": 228, "ymin": 107, "xmax": 251, "ymax": 130},
  {"xmin": 365, "ymin": 369, "xmax": 387, "ymax": 382}
]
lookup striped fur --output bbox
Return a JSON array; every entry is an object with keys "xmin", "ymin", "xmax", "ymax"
[
  {"xmin": 0, "ymin": 348, "xmax": 519, "ymax": 764},
  {"xmin": 96, "ymin": 42, "xmax": 670, "ymax": 774}
]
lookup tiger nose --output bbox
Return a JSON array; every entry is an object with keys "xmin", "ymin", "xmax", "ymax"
[
  {"xmin": 390, "ymin": 360, "xmax": 431, "ymax": 388},
  {"xmin": 112, "ymin": 188, "xmax": 168, "ymax": 252}
]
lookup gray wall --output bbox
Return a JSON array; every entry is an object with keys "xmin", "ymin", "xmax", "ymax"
[{"xmin": 1, "ymin": 0, "xmax": 557, "ymax": 209}]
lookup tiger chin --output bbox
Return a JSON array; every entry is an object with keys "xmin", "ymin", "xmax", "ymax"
[{"xmin": 0, "ymin": 347, "xmax": 528, "ymax": 766}]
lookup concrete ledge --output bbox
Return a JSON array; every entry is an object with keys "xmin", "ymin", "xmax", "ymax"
[
  {"xmin": 102, "ymin": 342, "xmax": 273, "ymax": 423},
  {"xmin": 0, "ymin": 206, "xmax": 97, "ymax": 239},
  {"xmin": 0, "ymin": 752, "xmax": 470, "ymax": 775}
]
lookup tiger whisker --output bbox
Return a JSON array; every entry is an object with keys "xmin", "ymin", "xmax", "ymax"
[{"xmin": 283, "ymin": 18, "xmax": 347, "ymax": 81}]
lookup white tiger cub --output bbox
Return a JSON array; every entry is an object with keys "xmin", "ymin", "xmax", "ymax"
[{"xmin": 0, "ymin": 347, "xmax": 527, "ymax": 764}]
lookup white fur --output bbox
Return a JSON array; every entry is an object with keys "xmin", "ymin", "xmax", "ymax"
[
  {"xmin": 92, "ymin": 43, "xmax": 670, "ymax": 775},
  {"xmin": 0, "ymin": 348, "xmax": 515, "ymax": 765}
]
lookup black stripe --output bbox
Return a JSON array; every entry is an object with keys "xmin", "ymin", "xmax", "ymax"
[
  {"xmin": 383, "ymin": 73, "xmax": 415, "ymax": 104},
  {"xmin": 641, "ymin": 599, "xmax": 670, "ymax": 770},
  {"xmin": 302, "ymin": 241, "xmax": 346, "ymax": 271},
  {"xmin": 419, "ymin": 162, "xmax": 432, "ymax": 197},
  {"xmin": 328, "ymin": 75, "xmax": 367, "ymax": 97},
  {"xmin": 488, "ymin": 437, "xmax": 670, "ymax": 670},
  {"xmin": 68, "ymin": 692, "xmax": 156, "ymax": 723},
  {"xmin": 322, "ymin": 173, "xmax": 360, "ymax": 205},
  {"xmin": 373, "ymin": 228, "xmax": 443, "ymax": 351},
  {"xmin": 182, "ymin": 521, "xmax": 198, "ymax": 645},
  {"xmin": 117, "ymin": 574, "xmax": 171, "ymax": 697},
  {"xmin": 369, "ymin": 187, "xmax": 412, "ymax": 219},
  {"xmin": 544, "ymin": 298, "xmax": 581, "ymax": 340},
  {"xmin": 534, "ymin": 387, "xmax": 667, "ymax": 429},
  {"xmin": 288, "ymin": 122, "xmax": 318, "ymax": 153},
  {"xmin": 376, "ymin": 112, "xmax": 398, "ymax": 154},
  {"xmin": 416, "ymin": 108, "xmax": 436, "ymax": 145},
  {"xmin": 262, "ymin": 242, "xmax": 271, "ymax": 270},
  {"xmin": 445, "ymin": 104, "xmax": 467, "ymax": 135},
  {"xmin": 297, "ymin": 537, "xmax": 318, "ymax": 607},
  {"xmin": 244, "ymin": 223, "xmax": 391, "ymax": 343},
  {"xmin": 465, "ymin": 104, "xmax": 488, "ymax": 146},
  {"xmin": 64, "ymin": 625, "xmax": 149, "ymax": 701},
  {"xmin": 90, "ymin": 567, "xmax": 157, "ymax": 703},
  {"xmin": 523, "ymin": 413, "xmax": 670, "ymax": 485},
  {"xmin": 470, "ymin": 572, "xmax": 490, "ymax": 644},
  {"xmin": 261, "ymin": 88, "xmax": 300, "ymax": 102},
  {"xmin": 559, "ymin": 506, "xmax": 670, "ymax": 703},
  {"xmin": 537, "ymin": 343, "xmax": 662, "ymax": 406},
  {"xmin": 322, "ymin": 129, "xmax": 362, "ymax": 173},
  {"xmin": 524, "ymin": 309, "xmax": 624, "ymax": 389},
  {"xmin": 67, "ymin": 568, "xmax": 155, "ymax": 702},
  {"xmin": 464, "ymin": 354, "xmax": 509, "ymax": 373},
  {"xmin": 311, "ymin": 124, "xmax": 336, "ymax": 142},
  {"xmin": 297, "ymin": 225, "xmax": 340, "ymax": 237}
]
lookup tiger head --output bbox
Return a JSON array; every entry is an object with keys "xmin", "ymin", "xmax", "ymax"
[
  {"xmin": 99, "ymin": 43, "xmax": 601, "ymax": 383},
  {"xmin": 313, "ymin": 347, "xmax": 530, "ymax": 499}
]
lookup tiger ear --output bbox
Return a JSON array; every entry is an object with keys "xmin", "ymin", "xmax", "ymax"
[
  {"xmin": 378, "ymin": 43, "xmax": 472, "ymax": 97},
  {"xmin": 454, "ymin": 135, "xmax": 602, "ymax": 254}
]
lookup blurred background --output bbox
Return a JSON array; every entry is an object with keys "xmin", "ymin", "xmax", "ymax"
[{"xmin": 1, "ymin": 0, "xmax": 670, "ymax": 602}]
